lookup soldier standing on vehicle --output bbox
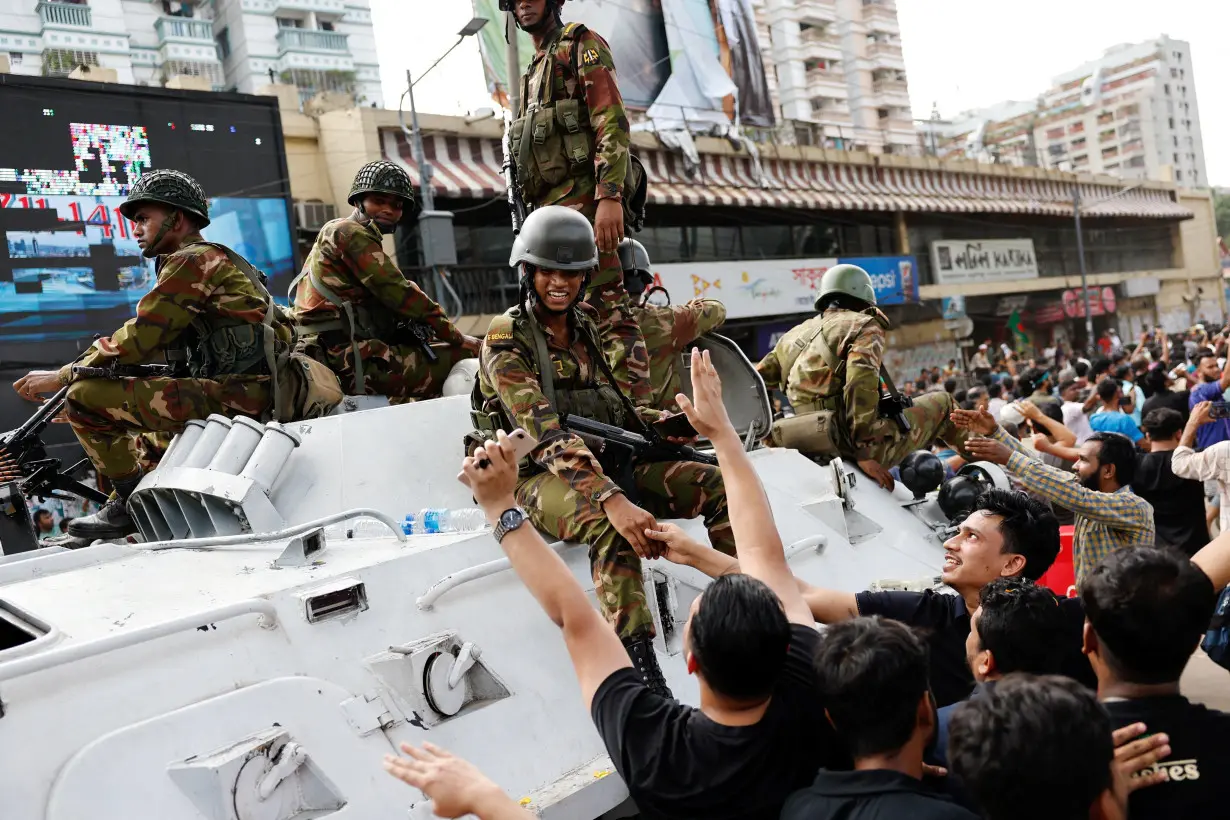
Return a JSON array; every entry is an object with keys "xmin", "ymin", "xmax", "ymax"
[
  {"xmin": 620, "ymin": 239, "xmax": 727, "ymax": 413},
  {"xmin": 756, "ymin": 264, "xmax": 974, "ymax": 489},
  {"xmin": 472, "ymin": 207, "xmax": 735, "ymax": 697},
  {"xmin": 290, "ymin": 160, "xmax": 480, "ymax": 399},
  {"xmin": 12, "ymin": 171, "xmax": 300, "ymax": 540},
  {"xmin": 504, "ymin": 0, "xmax": 652, "ymax": 408}
]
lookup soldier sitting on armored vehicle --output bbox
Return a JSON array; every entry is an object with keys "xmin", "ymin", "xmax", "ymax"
[
  {"xmin": 757, "ymin": 264, "xmax": 976, "ymax": 490},
  {"xmin": 620, "ymin": 238, "xmax": 727, "ymax": 413},
  {"xmin": 290, "ymin": 160, "xmax": 480, "ymax": 400},
  {"xmin": 472, "ymin": 206, "xmax": 735, "ymax": 698},
  {"xmin": 12, "ymin": 170, "xmax": 307, "ymax": 541},
  {"xmin": 460, "ymin": 349, "xmax": 844, "ymax": 820}
]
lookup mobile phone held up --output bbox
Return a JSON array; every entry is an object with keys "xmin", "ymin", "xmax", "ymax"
[
  {"xmin": 652, "ymin": 413, "xmax": 698, "ymax": 439},
  {"xmin": 1211, "ymin": 402, "xmax": 1230, "ymax": 421},
  {"xmin": 457, "ymin": 429, "xmax": 539, "ymax": 488}
]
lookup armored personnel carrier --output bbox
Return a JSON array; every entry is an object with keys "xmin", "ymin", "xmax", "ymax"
[{"xmin": 0, "ymin": 337, "xmax": 975, "ymax": 819}]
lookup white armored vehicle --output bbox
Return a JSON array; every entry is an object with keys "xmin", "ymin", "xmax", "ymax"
[{"xmin": 0, "ymin": 337, "xmax": 969, "ymax": 819}]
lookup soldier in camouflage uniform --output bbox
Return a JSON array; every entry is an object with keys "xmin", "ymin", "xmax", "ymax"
[
  {"xmin": 505, "ymin": 0, "xmax": 652, "ymax": 408},
  {"xmin": 13, "ymin": 170, "xmax": 293, "ymax": 539},
  {"xmin": 620, "ymin": 239, "xmax": 727, "ymax": 412},
  {"xmin": 290, "ymin": 160, "xmax": 479, "ymax": 399},
  {"xmin": 756, "ymin": 264, "xmax": 974, "ymax": 489},
  {"xmin": 473, "ymin": 207, "xmax": 734, "ymax": 697}
]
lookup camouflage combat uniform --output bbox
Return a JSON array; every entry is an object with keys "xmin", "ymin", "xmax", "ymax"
[
  {"xmin": 291, "ymin": 216, "xmax": 472, "ymax": 398},
  {"xmin": 59, "ymin": 234, "xmax": 284, "ymax": 480},
  {"xmin": 634, "ymin": 298, "xmax": 727, "ymax": 412},
  {"xmin": 477, "ymin": 302, "xmax": 734, "ymax": 641},
  {"xmin": 513, "ymin": 22, "xmax": 651, "ymax": 407},
  {"xmin": 757, "ymin": 307, "xmax": 974, "ymax": 468}
]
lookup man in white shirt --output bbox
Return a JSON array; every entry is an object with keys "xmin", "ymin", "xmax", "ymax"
[
  {"xmin": 986, "ymin": 383, "xmax": 1008, "ymax": 422},
  {"xmin": 1171, "ymin": 400, "xmax": 1230, "ymax": 536},
  {"xmin": 1058, "ymin": 379, "xmax": 1095, "ymax": 445},
  {"xmin": 969, "ymin": 344, "xmax": 992, "ymax": 375}
]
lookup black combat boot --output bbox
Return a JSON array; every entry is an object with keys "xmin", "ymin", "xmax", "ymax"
[
  {"xmin": 623, "ymin": 636, "xmax": 673, "ymax": 700},
  {"xmin": 68, "ymin": 474, "xmax": 142, "ymax": 540}
]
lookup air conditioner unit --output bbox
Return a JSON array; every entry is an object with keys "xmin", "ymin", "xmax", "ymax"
[{"xmin": 295, "ymin": 200, "xmax": 336, "ymax": 232}]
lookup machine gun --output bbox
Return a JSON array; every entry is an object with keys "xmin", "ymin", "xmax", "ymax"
[
  {"xmin": 393, "ymin": 320, "xmax": 439, "ymax": 364},
  {"xmin": 562, "ymin": 414, "xmax": 717, "ymax": 503},
  {"xmin": 501, "ymin": 110, "xmax": 528, "ymax": 234},
  {"xmin": 0, "ymin": 386, "xmax": 110, "ymax": 508}
]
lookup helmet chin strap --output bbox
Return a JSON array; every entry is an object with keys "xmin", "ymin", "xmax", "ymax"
[
  {"xmin": 144, "ymin": 210, "xmax": 181, "ymax": 259},
  {"xmin": 354, "ymin": 204, "xmax": 396, "ymax": 235},
  {"xmin": 521, "ymin": 263, "xmax": 589, "ymax": 315}
]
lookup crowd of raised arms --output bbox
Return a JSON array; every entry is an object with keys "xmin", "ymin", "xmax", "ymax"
[{"xmin": 3, "ymin": 0, "xmax": 1227, "ymax": 817}]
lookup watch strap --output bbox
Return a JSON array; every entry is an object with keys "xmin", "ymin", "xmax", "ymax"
[{"xmin": 493, "ymin": 506, "xmax": 528, "ymax": 544}]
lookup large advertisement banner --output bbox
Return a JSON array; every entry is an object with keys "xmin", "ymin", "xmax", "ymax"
[
  {"xmin": 0, "ymin": 76, "xmax": 295, "ymax": 343},
  {"xmin": 649, "ymin": 256, "xmax": 918, "ymax": 320},
  {"xmin": 930, "ymin": 238, "xmax": 1040, "ymax": 285}
]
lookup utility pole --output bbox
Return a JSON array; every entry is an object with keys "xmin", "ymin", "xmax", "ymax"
[
  {"xmin": 505, "ymin": 11, "xmax": 521, "ymax": 115},
  {"xmin": 1073, "ymin": 187, "xmax": 1095, "ymax": 351}
]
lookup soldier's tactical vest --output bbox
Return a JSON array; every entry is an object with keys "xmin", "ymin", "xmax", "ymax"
[
  {"xmin": 770, "ymin": 311, "xmax": 876, "ymax": 458},
  {"xmin": 471, "ymin": 305, "xmax": 627, "ymax": 470}
]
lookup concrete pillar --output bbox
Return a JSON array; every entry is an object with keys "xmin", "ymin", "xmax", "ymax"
[{"xmin": 893, "ymin": 210, "xmax": 909, "ymax": 255}]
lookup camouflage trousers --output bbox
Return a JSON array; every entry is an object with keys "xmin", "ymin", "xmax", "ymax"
[
  {"xmin": 548, "ymin": 188, "xmax": 652, "ymax": 407},
  {"xmin": 310, "ymin": 336, "xmax": 474, "ymax": 399},
  {"xmin": 857, "ymin": 391, "xmax": 975, "ymax": 469},
  {"xmin": 65, "ymin": 375, "xmax": 270, "ymax": 480},
  {"xmin": 518, "ymin": 460, "xmax": 735, "ymax": 641}
]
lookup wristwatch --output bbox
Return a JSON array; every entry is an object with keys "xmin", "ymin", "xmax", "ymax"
[{"xmin": 493, "ymin": 507, "xmax": 528, "ymax": 544}]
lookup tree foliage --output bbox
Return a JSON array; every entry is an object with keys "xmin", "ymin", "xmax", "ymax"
[{"xmin": 1216, "ymin": 191, "xmax": 1230, "ymax": 240}]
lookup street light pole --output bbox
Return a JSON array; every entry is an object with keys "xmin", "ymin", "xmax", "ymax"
[
  {"xmin": 505, "ymin": 11, "xmax": 521, "ymax": 115},
  {"xmin": 1073, "ymin": 187, "xmax": 1094, "ymax": 350}
]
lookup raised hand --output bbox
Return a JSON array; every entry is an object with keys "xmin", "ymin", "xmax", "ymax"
[
  {"xmin": 384, "ymin": 742, "xmax": 518, "ymax": 819},
  {"xmin": 676, "ymin": 348, "xmax": 735, "ymax": 443},
  {"xmin": 950, "ymin": 406, "xmax": 997, "ymax": 436}
]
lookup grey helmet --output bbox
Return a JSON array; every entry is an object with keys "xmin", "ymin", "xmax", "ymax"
[
  {"xmin": 618, "ymin": 238, "xmax": 653, "ymax": 297},
  {"xmin": 814, "ymin": 263, "xmax": 877, "ymax": 311},
  {"xmin": 509, "ymin": 206, "xmax": 598, "ymax": 271},
  {"xmin": 119, "ymin": 169, "xmax": 210, "ymax": 228}
]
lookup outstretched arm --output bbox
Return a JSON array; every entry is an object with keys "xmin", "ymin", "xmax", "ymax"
[
  {"xmin": 384, "ymin": 741, "xmax": 534, "ymax": 820},
  {"xmin": 460, "ymin": 432, "xmax": 630, "ymax": 710}
]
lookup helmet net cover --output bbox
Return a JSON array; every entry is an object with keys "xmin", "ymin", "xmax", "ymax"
[
  {"xmin": 119, "ymin": 169, "xmax": 211, "ymax": 227},
  {"xmin": 348, "ymin": 160, "xmax": 415, "ymax": 208}
]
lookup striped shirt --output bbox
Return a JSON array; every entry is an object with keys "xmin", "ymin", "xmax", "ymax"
[{"xmin": 994, "ymin": 427, "xmax": 1154, "ymax": 585}]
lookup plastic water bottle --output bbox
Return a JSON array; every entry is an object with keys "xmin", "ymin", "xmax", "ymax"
[
  {"xmin": 352, "ymin": 518, "xmax": 394, "ymax": 539},
  {"xmin": 417, "ymin": 507, "xmax": 489, "ymax": 534},
  {"xmin": 401, "ymin": 513, "xmax": 417, "ymax": 535}
]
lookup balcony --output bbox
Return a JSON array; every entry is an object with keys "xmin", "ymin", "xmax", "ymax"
[
  {"xmin": 872, "ymin": 77, "xmax": 909, "ymax": 105},
  {"xmin": 799, "ymin": 28, "xmax": 842, "ymax": 62},
  {"xmin": 155, "ymin": 17, "xmax": 214, "ymax": 44},
  {"xmin": 796, "ymin": 0, "xmax": 837, "ymax": 25},
  {"xmin": 811, "ymin": 98, "xmax": 851, "ymax": 119},
  {"xmin": 275, "ymin": 0, "xmax": 345, "ymax": 12},
  {"xmin": 862, "ymin": 3, "xmax": 899, "ymax": 32},
  {"xmin": 866, "ymin": 40, "xmax": 904, "ymax": 69},
  {"xmin": 806, "ymin": 68, "xmax": 849, "ymax": 98},
  {"xmin": 37, "ymin": 1, "xmax": 91, "ymax": 29},
  {"xmin": 276, "ymin": 28, "xmax": 349, "ymax": 53}
]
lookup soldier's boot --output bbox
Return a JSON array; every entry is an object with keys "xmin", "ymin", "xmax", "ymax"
[
  {"xmin": 622, "ymin": 636, "xmax": 673, "ymax": 700},
  {"xmin": 68, "ymin": 475, "xmax": 141, "ymax": 540}
]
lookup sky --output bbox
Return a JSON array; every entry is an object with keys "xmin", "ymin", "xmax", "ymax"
[{"xmin": 374, "ymin": 0, "xmax": 1230, "ymax": 184}]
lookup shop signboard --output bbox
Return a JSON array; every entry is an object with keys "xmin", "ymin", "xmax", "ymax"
[
  {"xmin": 930, "ymin": 238, "xmax": 1040, "ymax": 285},
  {"xmin": 1062, "ymin": 287, "xmax": 1118, "ymax": 318},
  {"xmin": 942, "ymin": 296, "xmax": 967, "ymax": 321},
  {"xmin": 649, "ymin": 255, "xmax": 919, "ymax": 321}
]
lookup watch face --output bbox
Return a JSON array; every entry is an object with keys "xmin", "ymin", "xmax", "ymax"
[{"xmin": 499, "ymin": 509, "xmax": 523, "ymax": 530}]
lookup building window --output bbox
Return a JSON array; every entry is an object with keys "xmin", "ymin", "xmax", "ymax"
[
  {"xmin": 1164, "ymin": 83, "xmax": 1170, "ymax": 94},
  {"xmin": 1174, "ymin": 153, "xmax": 1180, "ymax": 163},
  {"xmin": 9, "ymin": 52, "xmax": 21, "ymax": 65},
  {"xmin": 319, "ymin": 21, "xmax": 335, "ymax": 32},
  {"xmin": 1046, "ymin": 126, "xmax": 1065, "ymax": 140},
  {"xmin": 1176, "ymin": 170, "xmax": 1183, "ymax": 180},
  {"xmin": 1168, "ymin": 117, "xmax": 1175, "ymax": 129},
  {"xmin": 1071, "ymin": 137, "xmax": 1086, "ymax": 149},
  {"xmin": 42, "ymin": 49, "xmax": 99, "ymax": 77},
  {"xmin": 216, "ymin": 27, "xmax": 230, "ymax": 60},
  {"xmin": 276, "ymin": 17, "xmax": 303, "ymax": 28}
]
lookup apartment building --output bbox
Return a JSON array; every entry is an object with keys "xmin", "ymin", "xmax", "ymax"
[
  {"xmin": 758, "ymin": 0, "xmax": 916, "ymax": 154},
  {"xmin": 920, "ymin": 36, "xmax": 1206, "ymax": 186},
  {"xmin": 0, "ymin": 0, "xmax": 382, "ymax": 105}
]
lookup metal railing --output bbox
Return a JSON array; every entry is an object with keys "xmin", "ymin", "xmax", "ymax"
[
  {"xmin": 155, "ymin": 16, "xmax": 214, "ymax": 42},
  {"xmin": 276, "ymin": 28, "xmax": 349, "ymax": 52},
  {"xmin": 37, "ymin": 1, "xmax": 91, "ymax": 28},
  {"xmin": 410, "ymin": 265, "xmax": 520, "ymax": 317},
  {"xmin": 275, "ymin": 0, "xmax": 344, "ymax": 12}
]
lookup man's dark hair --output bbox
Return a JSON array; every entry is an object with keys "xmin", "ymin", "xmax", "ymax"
[
  {"xmin": 1091, "ymin": 358, "xmax": 1111, "ymax": 378},
  {"xmin": 1142, "ymin": 366, "xmax": 1169, "ymax": 395},
  {"xmin": 812, "ymin": 617, "xmax": 929, "ymax": 759},
  {"xmin": 1141, "ymin": 407, "xmax": 1184, "ymax": 440},
  {"xmin": 944, "ymin": 378, "xmax": 957, "ymax": 394},
  {"xmin": 1057, "ymin": 378, "xmax": 1077, "ymax": 395},
  {"xmin": 974, "ymin": 489, "xmax": 1060, "ymax": 580},
  {"xmin": 930, "ymin": 372, "xmax": 941, "ymax": 385},
  {"xmin": 980, "ymin": 373, "xmax": 993, "ymax": 386},
  {"xmin": 1113, "ymin": 364, "xmax": 1131, "ymax": 381},
  {"xmin": 967, "ymin": 386, "xmax": 987, "ymax": 401},
  {"xmin": 975, "ymin": 579, "xmax": 1066, "ymax": 675},
  {"xmin": 1039, "ymin": 402, "xmax": 1063, "ymax": 425},
  {"xmin": 691, "ymin": 574, "xmax": 791, "ymax": 700},
  {"xmin": 1196, "ymin": 351, "xmax": 1218, "ymax": 369},
  {"xmin": 948, "ymin": 674, "xmax": 1112, "ymax": 820},
  {"xmin": 954, "ymin": 389, "xmax": 968, "ymax": 404},
  {"xmin": 1081, "ymin": 547, "xmax": 1216, "ymax": 684},
  {"xmin": 914, "ymin": 378, "xmax": 928, "ymax": 392},
  {"xmin": 34, "ymin": 509, "xmax": 52, "ymax": 523},
  {"xmin": 1095, "ymin": 377, "xmax": 1119, "ymax": 403},
  {"xmin": 1000, "ymin": 376, "xmax": 1014, "ymax": 393},
  {"xmin": 1074, "ymin": 360, "xmax": 1089, "ymax": 378},
  {"xmin": 959, "ymin": 399, "xmax": 978, "ymax": 411},
  {"xmin": 987, "ymin": 383, "xmax": 1002, "ymax": 399},
  {"xmin": 1086, "ymin": 432, "xmax": 1136, "ymax": 487},
  {"xmin": 1001, "ymin": 420, "xmax": 1020, "ymax": 439}
]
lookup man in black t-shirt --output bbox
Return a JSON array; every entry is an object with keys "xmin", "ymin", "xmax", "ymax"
[
  {"xmin": 782, "ymin": 617, "xmax": 977, "ymax": 820},
  {"xmin": 652, "ymin": 487, "xmax": 1092, "ymax": 706},
  {"xmin": 1134, "ymin": 408, "xmax": 1208, "ymax": 556},
  {"xmin": 1083, "ymin": 546, "xmax": 1230, "ymax": 819},
  {"xmin": 458, "ymin": 350, "xmax": 843, "ymax": 820}
]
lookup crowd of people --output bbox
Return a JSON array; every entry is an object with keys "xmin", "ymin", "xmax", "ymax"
[{"xmin": 379, "ymin": 349, "xmax": 1229, "ymax": 820}]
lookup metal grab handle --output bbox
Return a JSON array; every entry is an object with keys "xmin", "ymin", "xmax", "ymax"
[
  {"xmin": 0, "ymin": 599, "xmax": 277, "ymax": 684},
  {"xmin": 418, "ymin": 541, "xmax": 567, "ymax": 610},
  {"xmin": 138, "ymin": 508, "xmax": 407, "ymax": 552}
]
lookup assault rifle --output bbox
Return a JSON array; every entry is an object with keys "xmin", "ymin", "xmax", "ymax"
[
  {"xmin": 562, "ymin": 414, "xmax": 717, "ymax": 503},
  {"xmin": 394, "ymin": 320, "xmax": 439, "ymax": 364},
  {"xmin": 72, "ymin": 363, "xmax": 178, "ymax": 380},
  {"xmin": 502, "ymin": 110, "xmax": 528, "ymax": 234},
  {"xmin": 0, "ymin": 386, "xmax": 109, "ymax": 506}
]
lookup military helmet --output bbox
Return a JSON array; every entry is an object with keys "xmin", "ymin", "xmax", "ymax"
[
  {"xmin": 618, "ymin": 238, "xmax": 653, "ymax": 296},
  {"xmin": 348, "ymin": 160, "xmax": 415, "ymax": 208},
  {"xmin": 119, "ymin": 169, "xmax": 210, "ymax": 227},
  {"xmin": 510, "ymin": 206, "xmax": 597, "ymax": 271},
  {"xmin": 499, "ymin": 0, "xmax": 565, "ymax": 10},
  {"xmin": 814, "ymin": 263, "xmax": 876, "ymax": 311}
]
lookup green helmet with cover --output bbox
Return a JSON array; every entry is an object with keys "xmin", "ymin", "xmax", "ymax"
[
  {"xmin": 119, "ymin": 169, "xmax": 210, "ymax": 228},
  {"xmin": 815, "ymin": 263, "xmax": 877, "ymax": 311},
  {"xmin": 347, "ymin": 160, "xmax": 415, "ymax": 208}
]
